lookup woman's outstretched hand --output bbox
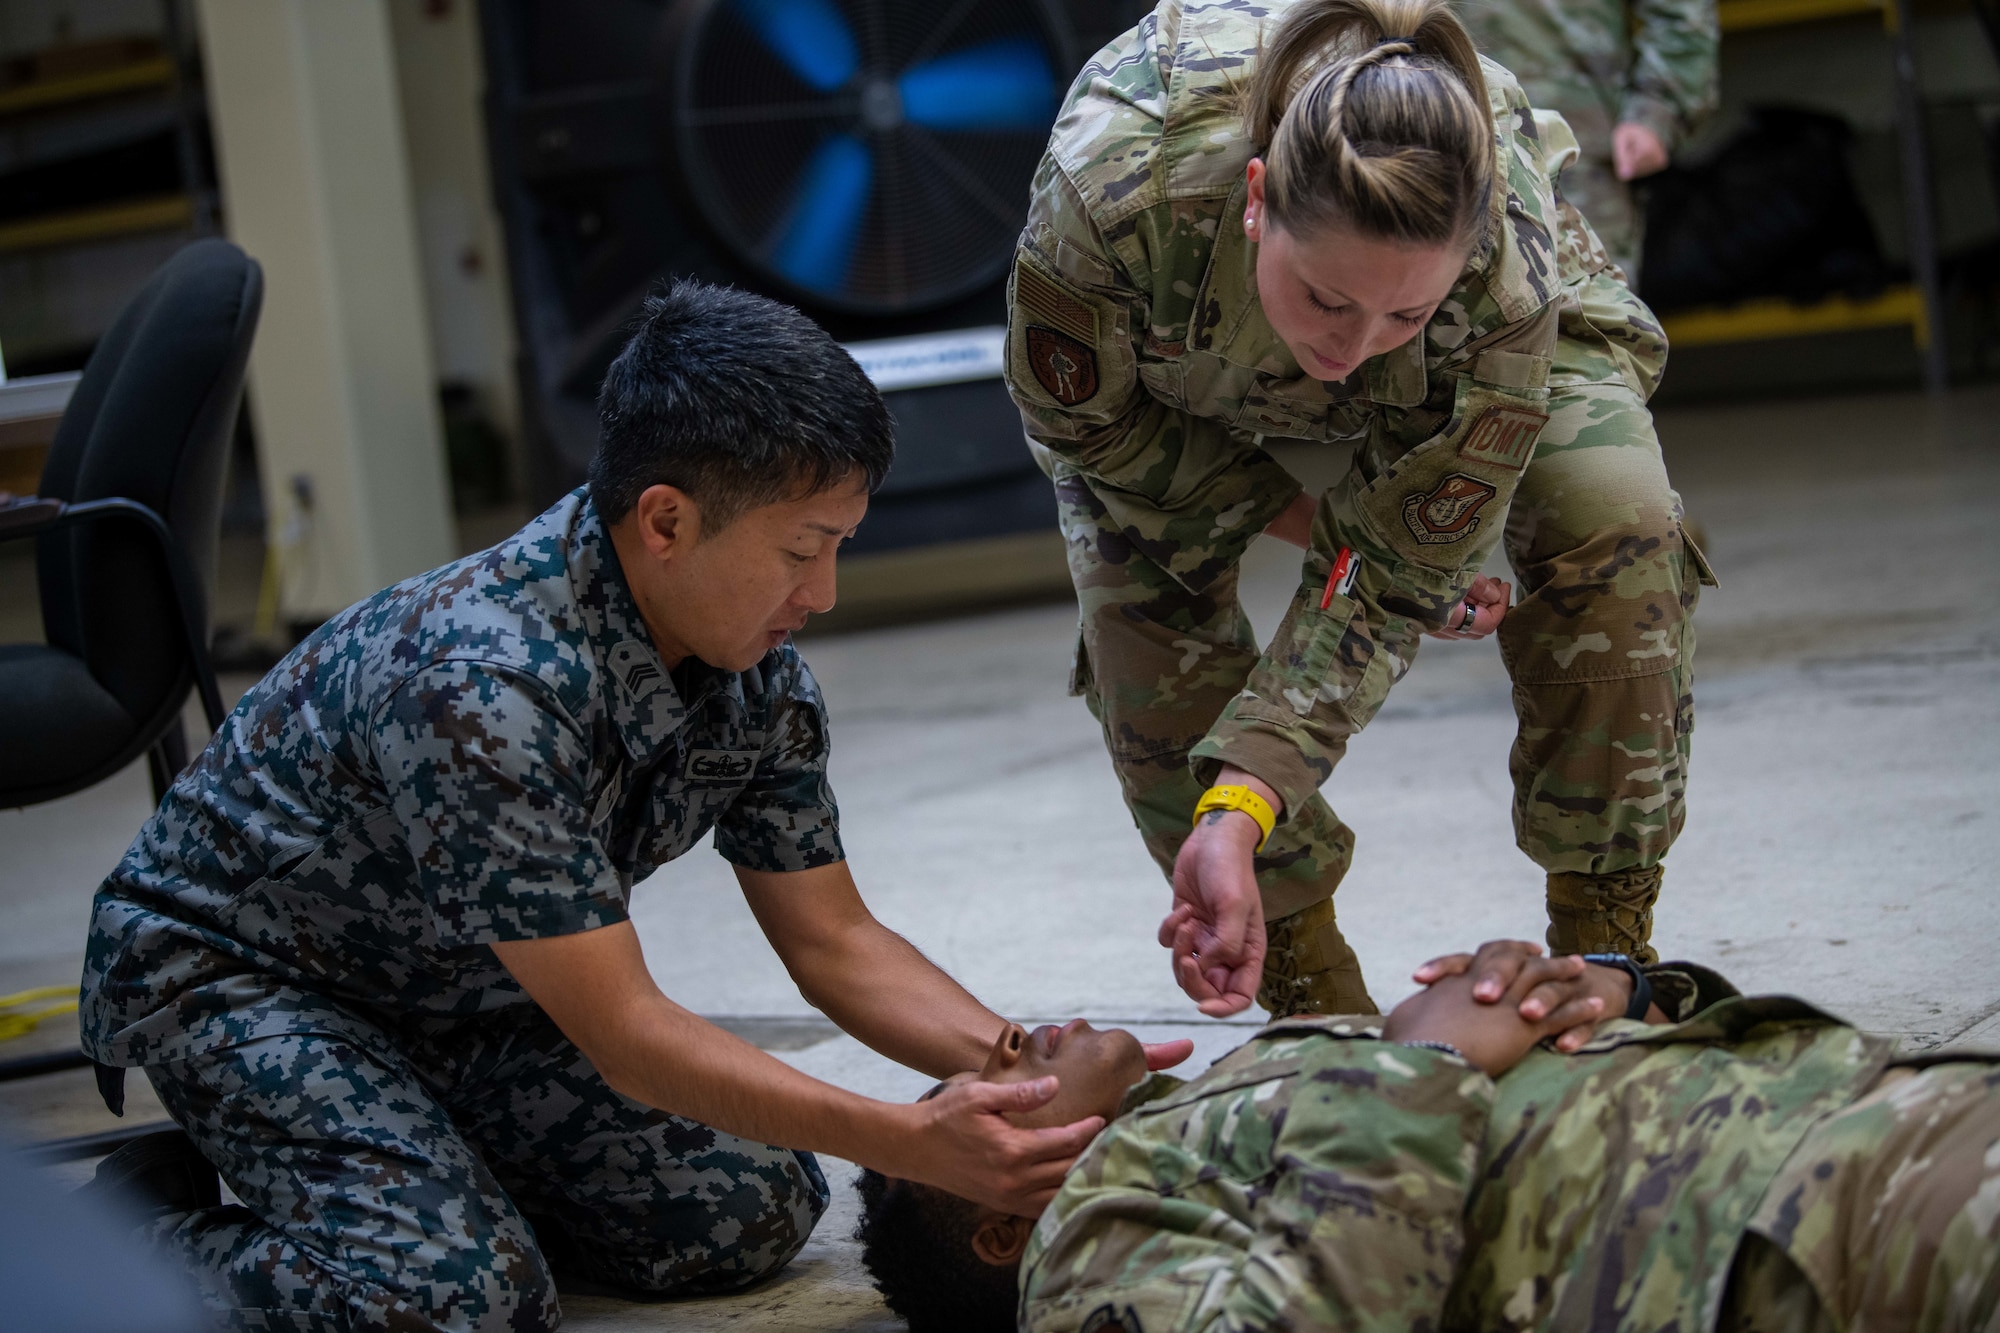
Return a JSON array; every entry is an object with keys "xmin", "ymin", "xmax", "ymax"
[{"xmin": 1161, "ymin": 769, "xmax": 1280, "ymax": 1017}]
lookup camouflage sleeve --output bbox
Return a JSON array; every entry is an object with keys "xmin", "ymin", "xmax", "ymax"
[
  {"xmin": 1188, "ymin": 315, "xmax": 1564, "ymax": 817},
  {"xmin": 373, "ymin": 662, "xmax": 627, "ymax": 946},
  {"xmin": 1622, "ymin": 0, "xmax": 1720, "ymax": 152},
  {"xmin": 1006, "ymin": 158, "xmax": 1303, "ymax": 593},
  {"xmin": 1647, "ymin": 962, "xmax": 1743, "ymax": 1020},
  {"xmin": 1021, "ymin": 1037, "xmax": 1491, "ymax": 1332},
  {"xmin": 711, "ymin": 657, "xmax": 845, "ymax": 873}
]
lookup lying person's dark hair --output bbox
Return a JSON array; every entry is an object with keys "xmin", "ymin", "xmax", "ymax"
[
  {"xmin": 854, "ymin": 1168, "xmax": 1018, "ymax": 1333},
  {"xmin": 857, "ymin": 1019, "xmax": 1149, "ymax": 1330},
  {"xmin": 590, "ymin": 280, "xmax": 894, "ymax": 530}
]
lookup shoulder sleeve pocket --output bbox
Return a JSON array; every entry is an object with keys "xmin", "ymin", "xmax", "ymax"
[{"xmin": 1006, "ymin": 249, "xmax": 1137, "ymax": 427}]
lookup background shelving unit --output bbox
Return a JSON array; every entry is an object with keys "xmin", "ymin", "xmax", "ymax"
[
  {"xmin": 1657, "ymin": 0, "xmax": 1951, "ymax": 388},
  {"xmin": 0, "ymin": 6, "xmax": 216, "ymax": 494}
]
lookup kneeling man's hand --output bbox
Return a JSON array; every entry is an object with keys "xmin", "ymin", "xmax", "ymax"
[
  {"xmin": 895, "ymin": 1076, "xmax": 1105, "ymax": 1217},
  {"xmin": 895, "ymin": 1019, "xmax": 1162, "ymax": 1216}
]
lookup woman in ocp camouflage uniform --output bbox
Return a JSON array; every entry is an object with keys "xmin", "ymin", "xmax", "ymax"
[{"xmin": 1004, "ymin": 0, "xmax": 1715, "ymax": 1016}]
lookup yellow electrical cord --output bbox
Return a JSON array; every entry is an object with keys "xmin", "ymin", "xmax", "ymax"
[
  {"xmin": 253, "ymin": 537, "xmax": 283, "ymax": 642},
  {"xmin": 0, "ymin": 985, "xmax": 79, "ymax": 1042}
]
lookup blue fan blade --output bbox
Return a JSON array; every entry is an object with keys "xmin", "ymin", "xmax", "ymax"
[
  {"xmin": 732, "ymin": 0, "xmax": 857, "ymax": 92},
  {"xmin": 770, "ymin": 134, "xmax": 872, "ymax": 293},
  {"xmin": 899, "ymin": 37, "xmax": 1056, "ymax": 131}
]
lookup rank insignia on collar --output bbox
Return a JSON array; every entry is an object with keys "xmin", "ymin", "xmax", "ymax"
[
  {"xmin": 1403, "ymin": 473, "xmax": 1497, "ymax": 545},
  {"xmin": 609, "ymin": 640, "xmax": 665, "ymax": 698},
  {"xmin": 1027, "ymin": 325, "xmax": 1100, "ymax": 406}
]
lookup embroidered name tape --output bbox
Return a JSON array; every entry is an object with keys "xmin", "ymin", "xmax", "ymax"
[{"xmin": 1458, "ymin": 405, "xmax": 1549, "ymax": 471}]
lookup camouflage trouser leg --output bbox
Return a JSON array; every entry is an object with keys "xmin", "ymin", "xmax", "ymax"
[
  {"xmin": 1559, "ymin": 154, "xmax": 1644, "ymax": 286},
  {"xmin": 1055, "ymin": 470, "xmax": 1374, "ymax": 1016},
  {"xmin": 1725, "ymin": 1061, "xmax": 2000, "ymax": 1331},
  {"xmin": 145, "ymin": 1006, "xmax": 827, "ymax": 1331},
  {"xmin": 1500, "ymin": 379, "xmax": 1701, "ymax": 882}
]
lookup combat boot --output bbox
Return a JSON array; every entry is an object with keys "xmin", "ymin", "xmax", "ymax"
[
  {"xmin": 1546, "ymin": 865, "xmax": 1663, "ymax": 964},
  {"xmin": 1256, "ymin": 897, "xmax": 1377, "ymax": 1017},
  {"xmin": 75, "ymin": 1128, "xmax": 220, "ymax": 1221}
]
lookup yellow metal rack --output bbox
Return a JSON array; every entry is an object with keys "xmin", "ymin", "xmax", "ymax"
[{"xmin": 1665, "ymin": 0, "xmax": 1946, "ymax": 385}]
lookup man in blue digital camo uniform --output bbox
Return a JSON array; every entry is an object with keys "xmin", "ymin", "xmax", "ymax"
[{"xmin": 78, "ymin": 282, "xmax": 1189, "ymax": 1332}]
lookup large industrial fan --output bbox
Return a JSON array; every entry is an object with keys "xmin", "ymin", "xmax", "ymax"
[
  {"xmin": 668, "ymin": 0, "xmax": 1061, "ymax": 313},
  {"xmin": 479, "ymin": 0, "xmax": 1144, "ymax": 559}
]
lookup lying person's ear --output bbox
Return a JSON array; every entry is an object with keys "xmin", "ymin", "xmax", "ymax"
[{"xmin": 969, "ymin": 1211, "xmax": 1035, "ymax": 1265}]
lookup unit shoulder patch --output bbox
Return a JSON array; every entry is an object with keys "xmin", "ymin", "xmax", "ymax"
[
  {"xmin": 1458, "ymin": 404, "xmax": 1549, "ymax": 470},
  {"xmin": 1027, "ymin": 325, "xmax": 1100, "ymax": 406},
  {"xmin": 1402, "ymin": 474, "xmax": 1498, "ymax": 545}
]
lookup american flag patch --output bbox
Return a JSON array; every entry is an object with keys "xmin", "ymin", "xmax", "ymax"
[{"xmin": 1015, "ymin": 261, "xmax": 1098, "ymax": 345}]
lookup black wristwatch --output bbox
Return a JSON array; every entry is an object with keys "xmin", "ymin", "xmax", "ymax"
[{"xmin": 1581, "ymin": 953, "xmax": 1653, "ymax": 1021}]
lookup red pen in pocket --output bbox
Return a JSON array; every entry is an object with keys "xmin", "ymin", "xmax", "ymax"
[{"xmin": 1320, "ymin": 547, "xmax": 1358, "ymax": 610}]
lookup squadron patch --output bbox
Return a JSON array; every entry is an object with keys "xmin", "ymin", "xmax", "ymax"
[
  {"xmin": 1458, "ymin": 404, "xmax": 1549, "ymax": 470},
  {"xmin": 1402, "ymin": 474, "xmax": 1497, "ymax": 545},
  {"xmin": 1027, "ymin": 325, "xmax": 1100, "ymax": 406}
]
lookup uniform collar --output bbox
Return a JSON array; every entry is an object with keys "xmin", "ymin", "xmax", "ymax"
[
  {"xmin": 1200, "ymin": 180, "xmax": 1430, "ymax": 409},
  {"xmin": 565, "ymin": 493, "xmax": 733, "ymax": 766}
]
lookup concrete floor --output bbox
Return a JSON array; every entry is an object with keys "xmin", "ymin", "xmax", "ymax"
[{"xmin": 2, "ymin": 385, "xmax": 1997, "ymax": 1328}]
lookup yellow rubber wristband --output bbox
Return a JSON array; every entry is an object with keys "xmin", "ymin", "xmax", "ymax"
[{"xmin": 1192, "ymin": 785, "xmax": 1277, "ymax": 851}]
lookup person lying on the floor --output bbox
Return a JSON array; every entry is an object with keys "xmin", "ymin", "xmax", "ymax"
[{"xmin": 856, "ymin": 941, "xmax": 2000, "ymax": 1333}]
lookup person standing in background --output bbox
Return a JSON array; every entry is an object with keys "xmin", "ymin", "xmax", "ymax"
[{"xmin": 1464, "ymin": 0, "xmax": 1719, "ymax": 281}]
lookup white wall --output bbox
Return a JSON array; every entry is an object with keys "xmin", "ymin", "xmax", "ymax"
[
  {"xmin": 385, "ymin": 0, "xmax": 523, "ymax": 452},
  {"xmin": 195, "ymin": 0, "xmax": 456, "ymax": 618}
]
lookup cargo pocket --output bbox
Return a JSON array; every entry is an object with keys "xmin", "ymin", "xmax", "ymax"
[
  {"xmin": 1683, "ymin": 526, "xmax": 1719, "ymax": 589},
  {"xmin": 1243, "ymin": 587, "xmax": 1395, "ymax": 727},
  {"xmin": 1068, "ymin": 621, "xmax": 1092, "ymax": 699}
]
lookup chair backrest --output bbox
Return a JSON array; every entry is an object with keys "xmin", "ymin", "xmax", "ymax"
[{"xmin": 36, "ymin": 238, "xmax": 263, "ymax": 735}]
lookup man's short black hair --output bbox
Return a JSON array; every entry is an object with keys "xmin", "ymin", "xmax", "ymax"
[
  {"xmin": 589, "ymin": 280, "xmax": 893, "ymax": 529},
  {"xmin": 854, "ymin": 1169, "xmax": 1019, "ymax": 1332}
]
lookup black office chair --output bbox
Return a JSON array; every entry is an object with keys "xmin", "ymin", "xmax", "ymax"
[
  {"xmin": 0, "ymin": 239, "xmax": 260, "ymax": 1144},
  {"xmin": 0, "ymin": 238, "xmax": 261, "ymax": 810}
]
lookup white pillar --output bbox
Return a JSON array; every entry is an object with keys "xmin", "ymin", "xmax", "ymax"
[
  {"xmin": 386, "ymin": 0, "xmax": 522, "ymax": 445},
  {"xmin": 195, "ymin": 0, "xmax": 455, "ymax": 620}
]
